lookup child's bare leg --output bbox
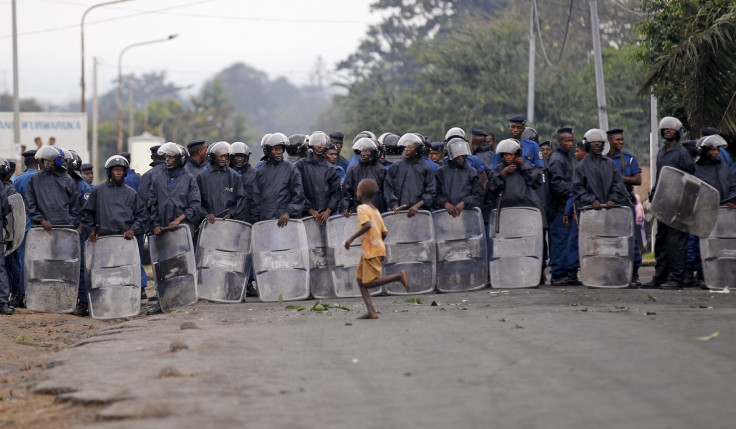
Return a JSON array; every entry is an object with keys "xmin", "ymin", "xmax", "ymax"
[
  {"xmin": 360, "ymin": 270, "xmax": 409, "ymax": 292},
  {"xmin": 357, "ymin": 284, "xmax": 378, "ymax": 319}
]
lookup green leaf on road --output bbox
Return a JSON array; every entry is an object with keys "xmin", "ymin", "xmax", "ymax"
[
  {"xmin": 403, "ymin": 372, "xmax": 412, "ymax": 377},
  {"xmin": 311, "ymin": 301, "xmax": 327, "ymax": 312},
  {"xmin": 514, "ymin": 325, "xmax": 524, "ymax": 329},
  {"xmin": 404, "ymin": 297, "xmax": 422, "ymax": 305},
  {"xmin": 14, "ymin": 335, "xmax": 35, "ymax": 343},
  {"xmin": 285, "ymin": 305, "xmax": 307, "ymax": 311},
  {"xmin": 647, "ymin": 294, "xmax": 657, "ymax": 302},
  {"xmin": 692, "ymin": 331, "xmax": 719, "ymax": 341}
]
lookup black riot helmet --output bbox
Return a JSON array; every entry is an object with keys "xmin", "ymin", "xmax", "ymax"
[
  {"xmin": 104, "ymin": 154, "xmax": 129, "ymax": 183},
  {"xmin": 287, "ymin": 134, "xmax": 309, "ymax": 158}
]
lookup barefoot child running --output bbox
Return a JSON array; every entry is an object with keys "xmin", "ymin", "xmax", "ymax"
[{"xmin": 344, "ymin": 179, "xmax": 409, "ymax": 319}]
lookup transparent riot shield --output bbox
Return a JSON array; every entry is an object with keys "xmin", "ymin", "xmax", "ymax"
[
  {"xmin": 487, "ymin": 207, "xmax": 543, "ymax": 288},
  {"xmin": 700, "ymin": 207, "xmax": 736, "ymax": 290},
  {"xmin": 86, "ymin": 236, "xmax": 141, "ymax": 319},
  {"xmin": 196, "ymin": 219, "xmax": 251, "ymax": 303},
  {"xmin": 432, "ymin": 208, "xmax": 488, "ymax": 292},
  {"xmin": 651, "ymin": 166, "xmax": 720, "ymax": 238},
  {"xmin": 251, "ymin": 219, "xmax": 310, "ymax": 302},
  {"xmin": 302, "ymin": 217, "xmax": 335, "ymax": 299},
  {"xmin": 578, "ymin": 207, "xmax": 633, "ymax": 288},
  {"xmin": 382, "ymin": 210, "xmax": 436, "ymax": 295},
  {"xmin": 325, "ymin": 214, "xmax": 383, "ymax": 298},
  {"xmin": 24, "ymin": 227, "xmax": 80, "ymax": 313},
  {"xmin": 4, "ymin": 193, "xmax": 25, "ymax": 256},
  {"xmin": 149, "ymin": 224, "xmax": 197, "ymax": 311}
]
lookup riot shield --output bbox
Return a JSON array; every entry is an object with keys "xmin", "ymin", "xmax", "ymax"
[
  {"xmin": 578, "ymin": 207, "xmax": 633, "ymax": 288},
  {"xmin": 325, "ymin": 214, "xmax": 382, "ymax": 298},
  {"xmin": 382, "ymin": 210, "xmax": 436, "ymax": 295},
  {"xmin": 196, "ymin": 219, "xmax": 251, "ymax": 303},
  {"xmin": 149, "ymin": 225, "xmax": 197, "ymax": 311},
  {"xmin": 251, "ymin": 219, "xmax": 310, "ymax": 302},
  {"xmin": 86, "ymin": 236, "xmax": 141, "ymax": 319},
  {"xmin": 24, "ymin": 227, "xmax": 80, "ymax": 313},
  {"xmin": 700, "ymin": 207, "xmax": 736, "ymax": 290},
  {"xmin": 302, "ymin": 217, "xmax": 335, "ymax": 299},
  {"xmin": 4, "ymin": 193, "xmax": 25, "ymax": 256},
  {"xmin": 487, "ymin": 207, "xmax": 543, "ymax": 288},
  {"xmin": 651, "ymin": 166, "xmax": 720, "ymax": 238},
  {"xmin": 432, "ymin": 208, "xmax": 488, "ymax": 292}
]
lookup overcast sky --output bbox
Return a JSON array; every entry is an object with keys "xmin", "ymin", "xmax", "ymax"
[{"xmin": 0, "ymin": 0, "xmax": 381, "ymax": 106}]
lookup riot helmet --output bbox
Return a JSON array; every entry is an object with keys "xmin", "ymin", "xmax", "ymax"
[
  {"xmin": 446, "ymin": 137, "xmax": 471, "ymax": 160},
  {"xmin": 696, "ymin": 135, "xmax": 728, "ymax": 163},
  {"xmin": 583, "ymin": 128, "xmax": 607, "ymax": 154},
  {"xmin": 521, "ymin": 127, "xmax": 538, "ymax": 143},
  {"xmin": 158, "ymin": 142, "xmax": 187, "ymax": 170},
  {"xmin": 66, "ymin": 149, "xmax": 86, "ymax": 180},
  {"xmin": 353, "ymin": 137, "xmax": 379, "ymax": 164},
  {"xmin": 398, "ymin": 133, "xmax": 424, "ymax": 159},
  {"xmin": 444, "ymin": 127, "xmax": 466, "ymax": 142},
  {"xmin": 35, "ymin": 145, "xmax": 67, "ymax": 171},
  {"xmin": 263, "ymin": 132, "xmax": 289, "ymax": 162},
  {"xmin": 230, "ymin": 142, "xmax": 251, "ymax": 168},
  {"xmin": 104, "ymin": 155, "xmax": 129, "ymax": 182},
  {"xmin": 207, "ymin": 141, "xmax": 231, "ymax": 168},
  {"xmin": 287, "ymin": 134, "xmax": 309, "ymax": 158},
  {"xmin": 260, "ymin": 133, "xmax": 272, "ymax": 147},
  {"xmin": 308, "ymin": 131, "xmax": 330, "ymax": 156},
  {"xmin": 0, "ymin": 157, "xmax": 10, "ymax": 178},
  {"xmin": 658, "ymin": 116, "xmax": 683, "ymax": 140},
  {"xmin": 381, "ymin": 133, "xmax": 402, "ymax": 156},
  {"xmin": 495, "ymin": 138, "xmax": 522, "ymax": 156}
]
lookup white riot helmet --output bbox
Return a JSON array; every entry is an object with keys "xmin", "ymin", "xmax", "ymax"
[
  {"xmin": 446, "ymin": 137, "xmax": 471, "ymax": 160},
  {"xmin": 35, "ymin": 145, "xmax": 67, "ymax": 170},
  {"xmin": 696, "ymin": 134, "xmax": 728, "ymax": 149},
  {"xmin": 352, "ymin": 130, "xmax": 376, "ymax": 145},
  {"xmin": 207, "ymin": 141, "xmax": 231, "ymax": 167},
  {"xmin": 308, "ymin": 131, "xmax": 330, "ymax": 156},
  {"xmin": 229, "ymin": 142, "xmax": 251, "ymax": 168},
  {"xmin": 658, "ymin": 116, "xmax": 683, "ymax": 140},
  {"xmin": 444, "ymin": 127, "xmax": 466, "ymax": 142},
  {"xmin": 353, "ymin": 137, "xmax": 379, "ymax": 163},
  {"xmin": 157, "ymin": 142, "xmax": 188, "ymax": 170},
  {"xmin": 263, "ymin": 132, "xmax": 289, "ymax": 162},
  {"xmin": 260, "ymin": 133, "xmax": 272, "ymax": 147},
  {"xmin": 495, "ymin": 138, "xmax": 522, "ymax": 155},
  {"xmin": 583, "ymin": 129, "xmax": 608, "ymax": 155},
  {"xmin": 397, "ymin": 133, "xmax": 424, "ymax": 158}
]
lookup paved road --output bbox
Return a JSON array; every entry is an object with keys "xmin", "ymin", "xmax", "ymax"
[{"xmin": 31, "ymin": 268, "xmax": 736, "ymax": 429}]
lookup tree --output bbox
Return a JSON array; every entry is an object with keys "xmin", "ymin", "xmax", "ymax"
[
  {"xmin": 0, "ymin": 93, "xmax": 43, "ymax": 112},
  {"xmin": 635, "ymin": 0, "xmax": 736, "ymax": 137}
]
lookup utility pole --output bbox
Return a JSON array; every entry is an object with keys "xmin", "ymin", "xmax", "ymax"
[
  {"xmin": 92, "ymin": 57, "xmax": 99, "ymax": 182},
  {"xmin": 650, "ymin": 94, "xmax": 658, "ymax": 184},
  {"xmin": 526, "ymin": 0, "xmax": 536, "ymax": 123},
  {"xmin": 589, "ymin": 0, "xmax": 608, "ymax": 131},
  {"xmin": 11, "ymin": 0, "xmax": 21, "ymax": 162},
  {"xmin": 128, "ymin": 81, "xmax": 134, "ymax": 142}
]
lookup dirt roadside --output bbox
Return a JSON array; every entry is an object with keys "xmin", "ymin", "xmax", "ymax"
[{"xmin": 0, "ymin": 307, "xmax": 134, "ymax": 428}]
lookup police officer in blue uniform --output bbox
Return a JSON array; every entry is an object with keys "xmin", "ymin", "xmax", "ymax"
[
  {"xmin": 700, "ymin": 127, "xmax": 735, "ymax": 172},
  {"xmin": 606, "ymin": 128, "xmax": 643, "ymax": 286},
  {"xmin": 329, "ymin": 132, "xmax": 350, "ymax": 172},
  {"xmin": 547, "ymin": 127, "xmax": 578, "ymax": 286}
]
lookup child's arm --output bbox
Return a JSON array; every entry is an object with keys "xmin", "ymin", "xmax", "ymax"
[{"xmin": 344, "ymin": 221, "xmax": 371, "ymax": 250}]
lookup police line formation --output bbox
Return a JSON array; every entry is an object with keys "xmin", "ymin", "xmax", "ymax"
[{"xmin": 1, "ymin": 115, "xmax": 734, "ymax": 319}]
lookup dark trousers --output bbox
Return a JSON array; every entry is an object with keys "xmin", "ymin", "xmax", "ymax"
[
  {"xmin": 136, "ymin": 234, "xmax": 148, "ymax": 289},
  {"xmin": 686, "ymin": 234, "xmax": 702, "ymax": 272},
  {"xmin": 5, "ymin": 250, "xmax": 20, "ymax": 296},
  {"xmin": 549, "ymin": 211, "xmax": 572, "ymax": 277},
  {"xmin": 16, "ymin": 231, "xmax": 27, "ymax": 295},
  {"xmin": 653, "ymin": 221, "xmax": 689, "ymax": 283},
  {"xmin": 0, "ymin": 257, "xmax": 9, "ymax": 305},
  {"xmin": 78, "ymin": 234, "xmax": 88, "ymax": 303},
  {"xmin": 566, "ymin": 216, "xmax": 579, "ymax": 272}
]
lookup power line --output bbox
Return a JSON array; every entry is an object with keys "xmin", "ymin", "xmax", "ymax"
[
  {"xmin": 532, "ymin": 0, "xmax": 574, "ymax": 67},
  {"xmin": 1, "ymin": 0, "xmax": 371, "ymax": 39},
  {"xmin": 612, "ymin": 0, "xmax": 647, "ymax": 17}
]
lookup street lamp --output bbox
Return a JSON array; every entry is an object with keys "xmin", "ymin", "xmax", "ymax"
[
  {"xmin": 117, "ymin": 34, "xmax": 178, "ymax": 153},
  {"xmin": 80, "ymin": 0, "xmax": 129, "ymax": 113}
]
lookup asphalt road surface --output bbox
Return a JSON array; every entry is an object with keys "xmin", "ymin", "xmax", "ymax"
[{"xmin": 22, "ymin": 267, "xmax": 736, "ymax": 428}]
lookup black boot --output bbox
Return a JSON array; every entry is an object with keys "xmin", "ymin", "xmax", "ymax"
[
  {"xmin": 565, "ymin": 271, "xmax": 582, "ymax": 286},
  {"xmin": 146, "ymin": 302, "xmax": 163, "ymax": 315},
  {"xmin": 10, "ymin": 294, "xmax": 25, "ymax": 309},
  {"xmin": 71, "ymin": 301, "xmax": 89, "ymax": 317},
  {"xmin": 630, "ymin": 268, "xmax": 641, "ymax": 288},
  {"xmin": 0, "ymin": 303, "xmax": 13, "ymax": 315}
]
